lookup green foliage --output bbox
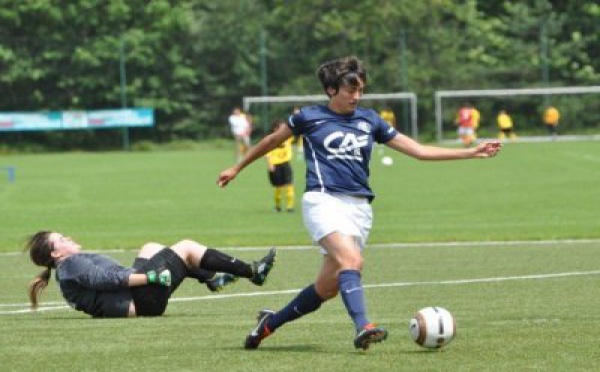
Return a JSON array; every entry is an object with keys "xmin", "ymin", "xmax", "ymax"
[{"xmin": 0, "ymin": 0, "xmax": 600, "ymax": 148}]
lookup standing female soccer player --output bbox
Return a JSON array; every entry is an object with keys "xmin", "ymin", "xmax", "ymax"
[
  {"xmin": 27, "ymin": 231, "xmax": 276, "ymax": 317},
  {"xmin": 265, "ymin": 119, "xmax": 295, "ymax": 212},
  {"xmin": 217, "ymin": 56, "xmax": 502, "ymax": 350}
]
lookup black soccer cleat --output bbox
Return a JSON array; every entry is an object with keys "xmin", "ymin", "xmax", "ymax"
[
  {"xmin": 250, "ymin": 247, "xmax": 277, "ymax": 286},
  {"xmin": 205, "ymin": 273, "xmax": 238, "ymax": 292},
  {"xmin": 354, "ymin": 323, "xmax": 388, "ymax": 350},
  {"xmin": 244, "ymin": 309, "xmax": 275, "ymax": 349}
]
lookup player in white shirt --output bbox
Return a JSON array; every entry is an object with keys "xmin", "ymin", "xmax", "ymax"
[{"xmin": 228, "ymin": 107, "xmax": 252, "ymax": 160}]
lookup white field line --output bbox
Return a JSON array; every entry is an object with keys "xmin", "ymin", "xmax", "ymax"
[
  {"xmin": 0, "ymin": 305, "xmax": 72, "ymax": 314},
  {"xmin": 2, "ymin": 237, "xmax": 600, "ymax": 257},
  {"xmin": 2, "ymin": 269, "xmax": 600, "ymax": 315}
]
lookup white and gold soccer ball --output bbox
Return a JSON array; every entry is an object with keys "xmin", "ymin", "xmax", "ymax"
[{"xmin": 409, "ymin": 306, "xmax": 456, "ymax": 349}]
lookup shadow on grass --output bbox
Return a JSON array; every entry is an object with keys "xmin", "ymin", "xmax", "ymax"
[
  {"xmin": 222, "ymin": 344, "xmax": 325, "ymax": 353},
  {"xmin": 398, "ymin": 349, "xmax": 453, "ymax": 355}
]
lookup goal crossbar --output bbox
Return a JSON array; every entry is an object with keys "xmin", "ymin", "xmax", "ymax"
[
  {"xmin": 243, "ymin": 92, "xmax": 419, "ymax": 139},
  {"xmin": 435, "ymin": 86, "xmax": 600, "ymax": 142}
]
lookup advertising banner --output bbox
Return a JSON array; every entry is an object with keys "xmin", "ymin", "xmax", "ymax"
[{"xmin": 0, "ymin": 108, "xmax": 154, "ymax": 131}]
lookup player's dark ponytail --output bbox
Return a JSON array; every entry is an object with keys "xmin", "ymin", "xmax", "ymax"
[{"xmin": 26, "ymin": 231, "xmax": 55, "ymax": 309}]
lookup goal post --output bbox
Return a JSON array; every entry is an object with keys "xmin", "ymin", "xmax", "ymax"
[
  {"xmin": 435, "ymin": 86, "xmax": 600, "ymax": 142},
  {"xmin": 243, "ymin": 92, "xmax": 419, "ymax": 139}
]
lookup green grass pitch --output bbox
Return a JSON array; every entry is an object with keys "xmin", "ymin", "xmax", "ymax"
[{"xmin": 0, "ymin": 140, "xmax": 599, "ymax": 371}]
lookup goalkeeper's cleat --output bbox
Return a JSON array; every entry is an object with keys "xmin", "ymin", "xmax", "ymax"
[
  {"xmin": 205, "ymin": 273, "xmax": 238, "ymax": 292},
  {"xmin": 250, "ymin": 247, "xmax": 277, "ymax": 286},
  {"xmin": 244, "ymin": 309, "xmax": 275, "ymax": 349},
  {"xmin": 354, "ymin": 323, "xmax": 388, "ymax": 350}
]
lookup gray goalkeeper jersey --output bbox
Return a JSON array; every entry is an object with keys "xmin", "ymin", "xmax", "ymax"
[{"xmin": 55, "ymin": 253, "xmax": 134, "ymax": 318}]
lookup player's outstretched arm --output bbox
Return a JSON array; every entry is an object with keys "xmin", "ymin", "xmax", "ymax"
[
  {"xmin": 385, "ymin": 133, "xmax": 502, "ymax": 160},
  {"xmin": 217, "ymin": 125, "xmax": 292, "ymax": 187}
]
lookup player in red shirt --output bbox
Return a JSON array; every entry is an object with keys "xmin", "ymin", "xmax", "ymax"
[{"xmin": 455, "ymin": 103, "xmax": 475, "ymax": 147}]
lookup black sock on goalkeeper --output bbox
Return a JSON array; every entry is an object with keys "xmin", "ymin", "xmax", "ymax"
[{"xmin": 199, "ymin": 248, "xmax": 253, "ymax": 278}]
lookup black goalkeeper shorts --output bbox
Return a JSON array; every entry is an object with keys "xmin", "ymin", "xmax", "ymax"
[
  {"xmin": 130, "ymin": 248, "xmax": 188, "ymax": 317},
  {"xmin": 268, "ymin": 162, "xmax": 293, "ymax": 187}
]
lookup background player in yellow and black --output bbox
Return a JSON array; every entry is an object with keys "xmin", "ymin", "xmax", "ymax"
[
  {"xmin": 543, "ymin": 105, "xmax": 560, "ymax": 138},
  {"xmin": 265, "ymin": 119, "xmax": 295, "ymax": 212}
]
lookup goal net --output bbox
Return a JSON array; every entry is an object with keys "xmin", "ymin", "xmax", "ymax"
[
  {"xmin": 243, "ymin": 92, "xmax": 418, "ymax": 139},
  {"xmin": 434, "ymin": 86, "xmax": 600, "ymax": 143}
]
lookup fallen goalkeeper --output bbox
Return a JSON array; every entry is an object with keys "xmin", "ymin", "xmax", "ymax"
[{"xmin": 25, "ymin": 231, "xmax": 276, "ymax": 318}]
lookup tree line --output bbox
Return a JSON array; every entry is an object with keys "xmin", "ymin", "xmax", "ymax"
[{"xmin": 1, "ymin": 0, "xmax": 599, "ymax": 149}]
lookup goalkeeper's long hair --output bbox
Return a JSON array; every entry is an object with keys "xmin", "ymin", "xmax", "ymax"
[
  {"xmin": 25, "ymin": 231, "xmax": 55, "ymax": 310},
  {"xmin": 316, "ymin": 56, "xmax": 367, "ymax": 97}
]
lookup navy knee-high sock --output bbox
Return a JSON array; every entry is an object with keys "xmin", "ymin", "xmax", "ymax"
[
  {"xmin": 339, "ymin": 269, "xmax": 369, "ymax": 331},
  {"xmin": 269, "ymin": 284, "xmax": 324, "ymax": 331}
]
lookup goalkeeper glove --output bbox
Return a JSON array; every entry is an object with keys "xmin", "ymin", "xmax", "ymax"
[{"xmin": 146, "ymin": 269, "xmax": 172, "ymax": 286}]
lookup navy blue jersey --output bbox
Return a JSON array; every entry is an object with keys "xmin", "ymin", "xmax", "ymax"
[{"xmin": 288, "ymin": 105, "xmax": 398, "ymax": 201}]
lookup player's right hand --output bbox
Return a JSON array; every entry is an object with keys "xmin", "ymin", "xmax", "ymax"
[
  {"xmin": 474, "ymin": 140, "xmax": 502, "ymax": 158},
  {"xmin": 146, "ymin": 269, "xmax": 171, "ymax": 286},
  {"xmin": 217, "ymin": 167, "xmax": 238, "ymax": 187}
]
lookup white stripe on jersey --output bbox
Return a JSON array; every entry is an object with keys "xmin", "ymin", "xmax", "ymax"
[{"xmin": 303, "ymin": 136, "xmax": 325, "ymax": 192}]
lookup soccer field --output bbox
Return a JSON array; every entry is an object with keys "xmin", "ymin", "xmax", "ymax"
[
  {"xmin": 1, "ymin": 140, "xmax": 599, "ymax": 250},
  {"xmin": 1, "ymin": 241, "xmax": 599, "ymax": 371},
  {"xmin": 1, "ymin": 141, "xmax": 599, "ymax": 371}
]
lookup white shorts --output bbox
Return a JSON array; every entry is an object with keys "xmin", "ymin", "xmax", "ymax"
[
  {"xmin": 302, "ymin": 191, "xmax": 373, "ymax": 253},
  {"xmin": 457, "ymin": 127, "xmax": 474, "ymax": 137}
]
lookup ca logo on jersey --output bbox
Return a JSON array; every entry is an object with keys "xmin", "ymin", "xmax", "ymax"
[
  {"xmin": 324, "ymin": 131, "xmax": 369, "ymax": 161},
  {"xmin": 357, "ymin": 121, "xmax": 371, "ymax": 133}
]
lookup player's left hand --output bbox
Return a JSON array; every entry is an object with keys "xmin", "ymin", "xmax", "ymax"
[{"xmin": 473, "ymin": 140, "xmax": 502, "ymax": 158}]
